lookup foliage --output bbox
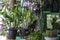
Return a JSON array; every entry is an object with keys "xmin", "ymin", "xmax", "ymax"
[
  {"xmin": 31, "ymin": 31, "xmax": 44, "ymax": 40},
  {"xmin": 51, "ymin": 16, "xmax": 57, "ymax": 29},
  {"xmin": 2, "ymin": 0, "xmax": 6, "ymax": 4},
  {"xmin": 47, "ymin": 15, "xmax": 57, "ymax": 29},
  {"xmin": 1, "ymin": 5, "xmax": 37, "ymax": 28},
  {"xmin": 45, "ymin": 15, "xmax": 57, "ymax": 37}
]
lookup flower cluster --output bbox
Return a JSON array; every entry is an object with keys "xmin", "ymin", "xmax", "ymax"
[{"xmin": 23, "ymin": 1, "xmax": 40, "ymax": 11}]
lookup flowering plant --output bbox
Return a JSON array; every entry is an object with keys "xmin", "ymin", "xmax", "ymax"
[{"xmin": 1, "ymin": 3, "xmax": 37, "ymax": 29}]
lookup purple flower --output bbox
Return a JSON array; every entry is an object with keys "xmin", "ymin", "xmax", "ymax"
[
  {"xmin": 33, "ymin": 3, "xmax": 39, "ymax": 11},
  {"xmin": 0, "ymin": 4, "xmax": 3, "ymax": 9},
  {"xmin": 23, "ymin": 1, "xmax": 40, "ymax": 11},
  {"xmin": 23, "ymin": 1, "xmax": 32, "ymax": 8},
  {"xmin": 0, "ymin": 24, "xmax": 3, "ymax": 30},
  {"xmin": 27, "ymin": 1, "xmax": 32, "ymax": 7},
  {"xmin": 34, "ymin": 5, "xmax": 38, "ymax": 11},
  {"xmin": 0, "ymin": 4, "xmax": 2, "ymax": 6}
]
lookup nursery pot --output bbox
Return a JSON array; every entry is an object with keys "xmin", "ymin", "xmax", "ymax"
[
  {"xmin": 19, "ymin": 28, "xmax": 28, "ymax": 36},
  {"xmin": 19, "ymin": 28, "xmax": 30, "ymax": 37},
  {"xmin": 45, "ymin": 29, "xmax": 58, "ymax": 40},
  {"xmin": 7, "ymin": 27, "xmax": 17, "ymax": 39},
  {"xmin": 44, "ymin": 37, "xmax": 58, "ymax": 40}
]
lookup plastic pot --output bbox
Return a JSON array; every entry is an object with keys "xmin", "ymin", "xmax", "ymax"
[{"xmin": 7, "ymin": 28, "xmax": 17, "ymax": 39}]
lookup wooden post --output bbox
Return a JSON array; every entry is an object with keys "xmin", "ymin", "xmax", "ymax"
[{"xmin": 6, "ymin": 0, "xmax": 16, "ymax": 10}]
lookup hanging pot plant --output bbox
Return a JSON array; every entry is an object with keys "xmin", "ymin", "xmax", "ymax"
[
  {"xmin": 1, "ymin": 6, "xmax": 21, "ymax": 39},
  {"xmin": 1, "ymin": 2, "xmax": 37, "ymax": 39},
  {"xmin": 18, "ymin": 9, "xmax": 37, "ymax": 37},
  {"xmin": 1, "ymin": 11, "xmax": 18, "ymax": 39},
  {"xmin": 44, "ymin": 15, "xmax": 58, "ymax": 40}
]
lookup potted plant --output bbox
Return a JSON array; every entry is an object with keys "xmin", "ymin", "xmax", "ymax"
[
  {"xmin": 1, "ymin": 2, "xmax": 37, "ymax": 39},
  {"xmin": 2, "ymin": 11, "xmax": 17, "ymax": 40},
  {"xmin": 18, "ymin": 8, "xmax": 38, "ymax": 37},
  {"xmin": 18, "ymin": 0, "xmax": 38, "ymax": 37},
  {"xmin": 1, "ymin": 5, "xmax": 22, "ymax": 40},
  {"xmin": 1, "ymin": 0, "xmax": 39, "ymax": 40},
  {"xmin": 44, "ymin": 16, "xmax": 58, "ymax": 40},
  {"xmin": 44, "ymin": 29, "xmax": 58, "ymax": 40}
]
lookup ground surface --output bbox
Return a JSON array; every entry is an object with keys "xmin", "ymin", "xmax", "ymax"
[
  {"xmin": 0, "ymin": 36, "xmax": 6, "ymax": 40},
  {"xmin": 0, "ymin": 36, "xmax": 25, "ymax": 40}
]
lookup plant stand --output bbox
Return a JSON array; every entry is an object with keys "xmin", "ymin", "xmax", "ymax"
[{"xmin": 45, "ymin": 37, "xmax": 58, "ymax": 40}]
